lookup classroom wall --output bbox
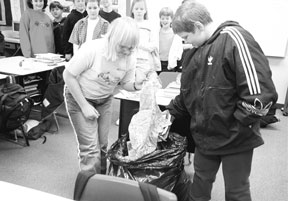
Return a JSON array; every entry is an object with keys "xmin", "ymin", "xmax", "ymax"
[{"xmin": 268, "ymin": 52, "xmax": 288, "ymax": 104}]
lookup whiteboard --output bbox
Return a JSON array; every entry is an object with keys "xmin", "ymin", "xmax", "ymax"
[{"xmin": 198, "ymin": 0, "xmax": 288, "ymax": 57}]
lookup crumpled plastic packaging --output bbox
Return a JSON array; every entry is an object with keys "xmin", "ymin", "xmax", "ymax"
[{"xmin": 125, "ymin": 75, "xmax": 171, "ymax": 161}]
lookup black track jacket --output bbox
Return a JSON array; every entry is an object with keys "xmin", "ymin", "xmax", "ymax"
[{"xmin": 167, "ymin": 21, "xmax": 278, "ymax": 155}]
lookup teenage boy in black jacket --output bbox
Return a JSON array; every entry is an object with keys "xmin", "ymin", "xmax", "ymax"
[{"xmin": 167, "ymin": 1, "xmax": 278, "ymax": 201}]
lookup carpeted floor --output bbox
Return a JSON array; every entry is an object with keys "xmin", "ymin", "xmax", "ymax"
[{"xmin": 0, "ymin": 100, "xmax": 287, "ymax": 200}]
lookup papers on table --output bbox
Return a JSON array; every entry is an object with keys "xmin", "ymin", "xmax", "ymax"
[
  {"xmin": 34, "ymin": 53, "xmax": 65, "ymax": 65},
  {"xmin": 115, "ymin": 81, "xmax": 180, "ymax": 106}
]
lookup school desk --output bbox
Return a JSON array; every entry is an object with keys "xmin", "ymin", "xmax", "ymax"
[
  {"xmin": 4, "ymin": 37, "xmax": 21, "ymax": 57},
  {"xmin": 0, "ymin": 56, "xmax": 66, "ymax": 104},
  {"xmin": 0, "ymin": 181, "xmax": 72, "ymax": 201},
  {"xmin": 0, "ymin": 56, "xmax": 65, "ymax": 76}
]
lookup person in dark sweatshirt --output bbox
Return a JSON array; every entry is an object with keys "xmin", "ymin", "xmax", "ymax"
[
  {"xmin": 62, "ymin": 0, "xmax": 87, "ymax": 61},
  {"xmin": 99, "ymin": 0, "xmax": 121, "ymax": 23},
  {"xmin": 49, "ymin": 1, "xmax": 66, "ymax": 56}
]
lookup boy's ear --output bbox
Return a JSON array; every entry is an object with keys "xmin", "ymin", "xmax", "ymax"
[{"xmin": 194, "ymin": 21, "xmax": 204, "ymax": 31}]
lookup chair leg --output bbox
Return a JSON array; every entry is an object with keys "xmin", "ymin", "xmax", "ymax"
[
  {"xmin": 20, "ymin": 125, "xmax": 30, "ymax": 146},
  {"xmin": 0, "ymin": 126, "xmax": 30, "ymax": 147},
  {"xmin": 52, "ymin": 112, "xmax": 60, "ymax": 133}
]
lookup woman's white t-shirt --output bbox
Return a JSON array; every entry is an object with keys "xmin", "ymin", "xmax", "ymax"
[{"xmin": 66, "ymin": 38, "xmax": 136, "ymax": 99}]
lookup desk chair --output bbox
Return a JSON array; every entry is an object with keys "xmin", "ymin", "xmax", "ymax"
[
  {"xmin": 51, "ymin": 102, "xmax": 68, "ymax": 133},
  {"xmin": 0, "ymin": 125, "xmax": 30, "ymax": 147},
  {"xmin": 29, "ymin": 102, "xmax": 67, "ymax": 135},
  {"xmin": 158, "ymin": 72, "xmax": 180, "ymax": 88},
  {"xmin": 77, "ymin": 174, "xmax": 177, "ymax": 201},
  {"xmin": 41, "ymin": 66, "xmax": 66, "ymax": 133}
]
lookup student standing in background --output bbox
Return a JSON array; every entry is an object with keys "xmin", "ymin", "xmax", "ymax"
[
  {"xmin": 20, "ymin": 0, "xmax": 55, "ymax": 58},
  {"xmin": 130, "ymin": 0, "xmax": 159, "ymax": 79},
  {"xmin": 158, "ymin": 7, "xmax": 180, "ymax": 73},
  {"xmin": 63, "ymin": 17, "xmax": 144, "ymax": 175},
  {"xmin": 114, "ymin": 0, "xmax": 159, "ymax": 126},
  {"xmin": 167, "ymin": 0, "xmax": 193, "ymax": 72},
  {"xmin": 167, "ymin": 37, "xmax": 193, "ymax": 72},
  {"xmin": 167, "ymin": 1, "xmax": 278, "ymax": 201},
  {"xmin": 99, "ymin": 0, "xmax": 121, "ymax": 23},
  {"xmin": 49, "ymin": 1, "xmax": 66, "ymax": 56},
  {"xmin": 69, "ymin": 0, "xmax": 109, "ymax": 55},
  {"xmin": 62, "ymin": 0, "xmax": 87, "ymax": 61}
]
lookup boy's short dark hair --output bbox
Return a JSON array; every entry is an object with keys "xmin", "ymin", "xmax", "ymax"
[
  {"xmin": 86, "ymin": 0, "xmax": 100, "ymax": 6},
  {"xmin": 49, "ymin": 1, "xmax": 64, "ymax": 11},
  {"xmin": 27, "ymin": 0, "xmax": 48, "ymax": 10},
  {"xmin": 159, "ymin": 7, "xmax": 173, "ymax": 18}
]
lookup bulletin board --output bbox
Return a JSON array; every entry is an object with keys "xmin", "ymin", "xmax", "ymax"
[{"xmin": 199, "ymin": 0, "xmax": 288, "ymax": 58}]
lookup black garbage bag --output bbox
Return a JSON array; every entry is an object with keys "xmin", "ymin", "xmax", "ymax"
[
  {"xmin": 107, "ymin": 132, "xmax": 187, "ymax": 192},
  {"xmin": 172, "ymin": 170, "xmax": 193, "ymax": 201}
]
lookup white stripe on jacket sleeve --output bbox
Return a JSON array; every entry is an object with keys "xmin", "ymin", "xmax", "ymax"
[{"xmin": 221, "ymin": 27, "xmax": 261, "ymax": 95}]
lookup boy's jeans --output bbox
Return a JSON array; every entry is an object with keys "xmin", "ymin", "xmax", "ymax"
[{"xmin": 191, "ymin": 148, "xmax": 253, "ymax": 201}]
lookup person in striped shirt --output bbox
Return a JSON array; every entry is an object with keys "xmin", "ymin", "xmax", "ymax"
[{"xmin": 166, "ymin": 1, "xmax": 278, "ymax": 201}]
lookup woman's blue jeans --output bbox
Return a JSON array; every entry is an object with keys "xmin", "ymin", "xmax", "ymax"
[{"xmin": 64, "ymin": 88, "xmax": 112, "ymax": 174}]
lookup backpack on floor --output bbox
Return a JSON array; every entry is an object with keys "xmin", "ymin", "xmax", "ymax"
[{"xmin": 0, "ymin": 82, "xmax": 34, "ymax": 132}]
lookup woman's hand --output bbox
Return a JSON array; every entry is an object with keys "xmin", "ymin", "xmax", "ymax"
[
  {"xmin": 81, "ymin": 103, "xmax": 100, "ymax": 121},
  {"xmin": 134, "ymin": 70, "xmax": 148, "ymax": 90},
  {"xmin": 65, "ymin": 54, "xmax": 72, "ymax": 61},
  {"xmin": 167, "ymin": 65, "xmax": 175, "ymax": 70},
  {"xmin": 135, "ymin": 69, "xmax": 147, "ymax": 84}
]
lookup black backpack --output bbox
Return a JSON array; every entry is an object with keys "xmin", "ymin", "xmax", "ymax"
[{"xmin": 0, "ymin": 82, "xmax": 33, "ymax": 132}]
